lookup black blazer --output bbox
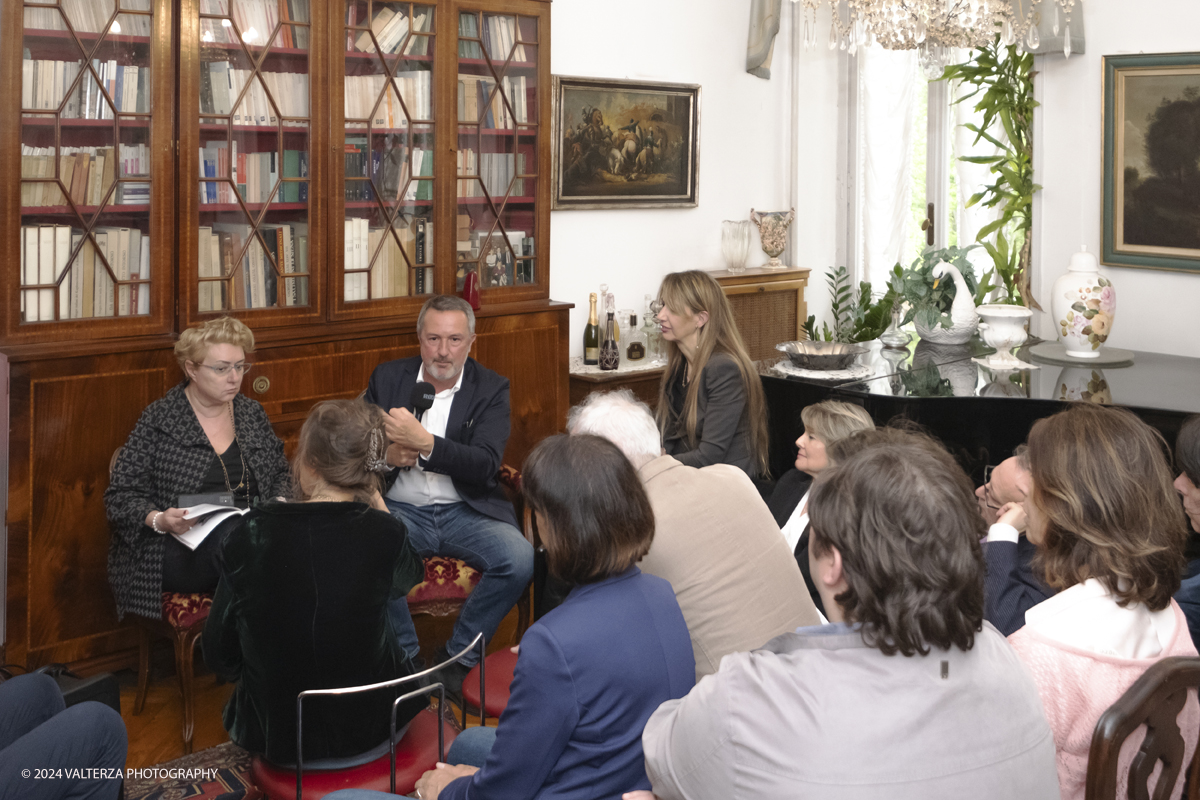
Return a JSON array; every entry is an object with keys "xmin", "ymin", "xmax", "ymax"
[
  {"xmin": 767, "ymin": 469, "xmax": 824, "ymax": 616},
  {"xmin": 364, "ymin": 356, "xmax": 517, "ymax": 528},
  {"xmin": 983, "ymin": 535, "xmax": 1053, "ymax": 636},
  {"xmin": 662, "ymin": 353, "xmax": 756, "ymax": 477}
]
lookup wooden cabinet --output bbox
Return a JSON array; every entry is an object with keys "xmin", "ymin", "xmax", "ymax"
[{"xmin": 0, "ymin": 0, "xmax": 560, "ymax": 671}]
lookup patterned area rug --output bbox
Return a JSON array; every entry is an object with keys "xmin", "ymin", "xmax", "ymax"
[{"xmin": 125, "ymin": 742, "xmax": 261, "ymax": 800}]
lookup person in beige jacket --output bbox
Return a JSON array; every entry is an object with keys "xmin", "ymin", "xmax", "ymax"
[{"xmin": 567, "ymin": 390, "xmax": 820, "ymax": 680}]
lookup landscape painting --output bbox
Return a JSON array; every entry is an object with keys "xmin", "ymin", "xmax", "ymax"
[
  {"xmin": 552, "ymin": 76, "xmax": 700, "ymax": 209},
  {"xmin": 1103, "ymin": 53, "xmax": 1200, "ymax": 272}
]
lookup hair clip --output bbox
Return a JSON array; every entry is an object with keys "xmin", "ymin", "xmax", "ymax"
[{"xmin": 366, "ymin": 427, "xmax": 390, "ymax": 473}]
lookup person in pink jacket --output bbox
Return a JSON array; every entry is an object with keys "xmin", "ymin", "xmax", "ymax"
[{"xmin": 1007, "ymin": 404, "xmax": 1199, "ymax": 800}]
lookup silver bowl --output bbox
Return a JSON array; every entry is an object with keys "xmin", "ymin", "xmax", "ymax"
[{"xmin": 775, "ymin": 340, "xmax": 868, "ymax": 371}]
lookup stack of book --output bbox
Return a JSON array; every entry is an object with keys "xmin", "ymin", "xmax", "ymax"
[
  {"xmin": 24, "ymin": 2, "xmax": 151, "ymax": 35},
  {"xmin": 343, "ymin": 72, "xmax": 430, "ymax": 124},
  {"xmin": 199, "ymin": 63, "xmax": 309, "ymax": 125},
  {"xmin": 348, "ymin": 5, "xmax": 430, "ymax": 55},
  {"xmin": 22, "ymin": 58, "xmax": 148, "ymax": 116},
  {"xmin": 198, "ymin": 222, "xmax": 307, "ymax": 310},
  {"xmin": 199, "ymin": 141, "xmax": 307, "ymax": 205},
  {"xmin": 20, "ymin": 144, "xmax": 140, "ymax": 207},
  {"xmin": 454, "ymin": 150, "xmax": 525, "ymax": 199},
  {"xmin": 482, "ymin": 15, "xmax": 528, "ymax": 62},
  {"xmin": 19, "ymin": 224, "xmax": 150, "ymax": 320},
  {"xmin": 457, "ymin": 74, "xmax": 529, "ymax": 128}
]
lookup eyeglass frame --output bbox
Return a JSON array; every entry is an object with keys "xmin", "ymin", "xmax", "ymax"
[
  {"xmin": 192, "ymin": 361, "xmax": 252, "ymax": 377},
  {"xmin": 981, "ymin": 464, "xmax": 1002, "ymax": 510}
]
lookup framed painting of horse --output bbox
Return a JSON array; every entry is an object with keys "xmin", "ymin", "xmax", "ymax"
[{"xmin": 551, "ymin": 76, "xmax": 701, "ymax": 210}]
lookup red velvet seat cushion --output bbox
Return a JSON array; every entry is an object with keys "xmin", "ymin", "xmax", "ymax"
[
  {"xmin": 406, "ymin": 556, "xmax": 481, "ymax": 615},
  {"xmin": 251, "ymin": 706, "xmax": 458, "ymax": 800},
  {"xmin": 160, "ymin": 592, "xmax": 213, "ymax": 629},
  {"xmin": 462, "ymin": 648, "xmax": 519, "ymax": 720}
]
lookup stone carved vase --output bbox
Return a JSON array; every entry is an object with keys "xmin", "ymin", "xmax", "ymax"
[
  {"xmin": 1052, "ymin": 246, "xmax": 1116, "ymax": 359},
  {"xmin": 749, "ymin": 208, "xmax": 795, "ymax": 269}
]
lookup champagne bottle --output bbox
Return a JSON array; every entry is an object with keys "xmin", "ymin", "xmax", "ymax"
[
  {"xmin": 599, "ymin": 311, "xmax": 620, "ymax": 370},
  {"xmin": 583, "ymin": 293, "xmax": 600, "ymax": 365}
]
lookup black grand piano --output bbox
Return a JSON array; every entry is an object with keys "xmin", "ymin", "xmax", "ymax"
[{"xmin": 762, "ymin": 338, "xmax": 1200, "ymax": 485}]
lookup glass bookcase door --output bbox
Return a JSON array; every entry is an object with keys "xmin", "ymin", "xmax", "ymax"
[
  {"xmin": 193, "ymin": 0, "xmax": 312, "ymax": 314},
  {"xmin": 18, "ymin": 0, "xmax": 159, "ymax": 325},
  {"xmin": 455, "ymin": 11, "xmax": 538, "ymax": 294},
  {"xmin": 341, "ymin": 1, "xmax": 435, "ymax": 307}
]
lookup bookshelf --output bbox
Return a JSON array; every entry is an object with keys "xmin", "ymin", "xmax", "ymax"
[{"xmin": 0, "ymin": 0, "xmax": 562, "ymax": 671}]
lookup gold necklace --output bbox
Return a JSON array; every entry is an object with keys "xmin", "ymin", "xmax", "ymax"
[{"xmin": 217, "ymin": 402, "xmax": 248, "ymax": 498}]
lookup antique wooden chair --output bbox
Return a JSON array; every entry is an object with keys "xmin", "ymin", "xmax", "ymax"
[{"xmin": 1086, "ymin": 656, "xmax": 1200, "ymax": 800}]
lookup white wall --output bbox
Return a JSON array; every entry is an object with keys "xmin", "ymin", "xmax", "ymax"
[
  {"xmin": 1031, "ymin": 0, "xmax": 1200, "ymax": 357},
  {"xmin": 551, "ymin": 1, "xmax": 840, "ymax": 355}
]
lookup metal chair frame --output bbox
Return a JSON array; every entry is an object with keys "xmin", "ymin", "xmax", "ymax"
[{"xmin": 293, "ymin": 633, "xmax": 487, "ymax": 800}]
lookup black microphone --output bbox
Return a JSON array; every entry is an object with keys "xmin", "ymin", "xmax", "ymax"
[{"xmin": 411, "ymin": 381, "xmax": 436, "ymax": 422}]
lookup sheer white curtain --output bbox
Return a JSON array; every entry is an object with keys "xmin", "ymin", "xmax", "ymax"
[
  {"xmin": 857, "ymin": 46, "xmax": 918, "ymax": 288},
  {"xmin": 953, "ymin": 78, "xmax": 1003, "ymax": 284}
]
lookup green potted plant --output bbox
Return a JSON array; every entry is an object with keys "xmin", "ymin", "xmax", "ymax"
[
  {"xmin": 888, "ymin": 246, "xmax": 992, "ymax": 345},
  {"xmin": 802, "ymin": 265, "xmax": 897, "ymax": 344}
]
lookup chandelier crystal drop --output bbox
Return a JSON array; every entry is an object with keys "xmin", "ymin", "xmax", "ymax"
[{"xmin": 796, "ymin": 0, "xmax": 1083, "ymax": 64}]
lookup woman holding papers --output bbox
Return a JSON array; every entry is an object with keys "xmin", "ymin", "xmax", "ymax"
[
  {"xmin": 203, "ymin": 398, "xmax": 425, "ymax": 766},
  {"xmin": 104, "ymin": 316, "xmax": 289, "ymax": 621}
]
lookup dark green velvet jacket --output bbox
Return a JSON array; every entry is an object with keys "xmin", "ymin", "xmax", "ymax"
[{"xmin": 202, "ymin": 501, "xmax": 426, "ymax": 766}]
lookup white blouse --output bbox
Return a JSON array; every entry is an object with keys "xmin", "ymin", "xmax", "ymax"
[
  {"xmin": 781, "ymin": 488, "xmax": 811, "ymax": 554},
  {"xmin": 1023, "ymin": 577, "xmax": 1176, "ymax": 659}
]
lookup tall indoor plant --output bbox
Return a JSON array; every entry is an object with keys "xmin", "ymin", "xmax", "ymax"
[{"xmin": 942, "ymin": 38, "xmax": 1041, "ymax": 309}]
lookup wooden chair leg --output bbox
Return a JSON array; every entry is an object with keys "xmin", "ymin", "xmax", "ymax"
[
  {"xmin": 174, "ymin": 625, "xmax": 203, "ymax": 755},
  {"xmin": 134, "ymin": 625, "xmax": 151, "ymax": 715}
]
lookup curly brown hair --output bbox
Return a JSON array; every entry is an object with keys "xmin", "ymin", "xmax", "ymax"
[
  {"xmin": 1027, "ymin": 404, "xmax": 1188, "ymax": 610},
  {"xmin": 808, "ymin": 441, "xmax": 986, "ymax": 656}
]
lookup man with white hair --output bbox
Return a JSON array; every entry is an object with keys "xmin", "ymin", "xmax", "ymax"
[{"xmin": 568, "ymin": 390, "xmax": 819, "ymax": 680}]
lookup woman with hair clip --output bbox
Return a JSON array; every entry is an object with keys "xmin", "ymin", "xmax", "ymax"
[
  {"xmin": 203, "ymin": 399, "xmax": 427, "ymax": 768},
  {"xmin": 1008, "ymin": 404, "xmax": 1199, "ymax": 800},
  {"xmin": 654, "ymin": 270, "xmax": 769, "ymax": 479}
]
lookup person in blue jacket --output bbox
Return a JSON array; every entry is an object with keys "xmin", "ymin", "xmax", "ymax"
[{"xmin": 329, "ymin": 433, "xmax": 696, "ymax": 800}]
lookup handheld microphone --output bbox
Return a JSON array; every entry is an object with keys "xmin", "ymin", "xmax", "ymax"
[{"xmin": 411, "ymin": 381, "xmax": 436, "ymax": 422}]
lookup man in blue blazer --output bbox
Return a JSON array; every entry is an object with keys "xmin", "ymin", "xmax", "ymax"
[{"xmin": 364, "ymin": 295, "xmax": 533, "ymax": 696}]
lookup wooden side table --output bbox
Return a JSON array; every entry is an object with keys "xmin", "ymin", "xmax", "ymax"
[
  {"xmin": 709, "ymin": 266, "xmax": 811, "ymax": 363},
  {"xmin": 569, "ymin": 360, "xmax": 665, "ymax": 410}
]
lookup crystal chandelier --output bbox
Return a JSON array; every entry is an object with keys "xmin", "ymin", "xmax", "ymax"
[{"xmin": 794, "ymin": 0, "xmax": 1082, "ymax": 77}]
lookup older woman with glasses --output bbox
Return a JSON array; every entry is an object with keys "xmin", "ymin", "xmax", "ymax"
[{"xmin": 105, "ymin": 316, "xmax": 290, "ymax": 622}]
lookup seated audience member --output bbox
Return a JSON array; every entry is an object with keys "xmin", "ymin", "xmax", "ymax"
[
  {"xmin": 105, "ymin": 316, "xmax": 290, "ymax": 622},
  {"xmin": 203, "ymin": 399, "xmax": 426, "ymax": 767},
  {"xmin": 640, "ymin": 441, "xmax": 1060, "ymax": 800},
  {"xmin": 330, "ymin": 434, "xmax": 695, "ymax": 800},
  {"xmin": 766, "ymin": 400, "xmax": 873, "ymax": 614},
  {"xmin": 1174, "ymin": 415, "xmax": 1200, "ymax": 647},
  {"xmin": 976, "ymin": 447, "xmax": 1054, "ymax": 636},
  {"xmin": 1008, "ymin": 405, "xmax": 1199, "ymax": 800},
  {"xmin": 0, "ymin": 673, "xmax": 126, "ymax": 800},
  {"xmin": 568, "ymin": 390, "xmax": 820, "ymax": 679},
  {"xmin": 364, "ymin": 295, "xmax": 533, "ymax": 701}
]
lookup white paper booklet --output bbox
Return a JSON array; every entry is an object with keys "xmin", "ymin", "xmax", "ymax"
[{"xmin": 172, "ymin": 503, "xmax": 249, "ymax": 550}]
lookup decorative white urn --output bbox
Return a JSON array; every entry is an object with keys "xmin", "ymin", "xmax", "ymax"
[
  {"xmin": 1052, "ymin": 246, "xmax": 1116, "ymax": 359},
  {"xmin": 976, "ymin": 304, "xmax": 1033, "ymax": 370}
]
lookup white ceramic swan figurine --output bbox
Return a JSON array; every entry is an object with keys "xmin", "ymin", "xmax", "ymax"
[{"xmin": 919, "ymin": 262, "xmax": 979, "ymax": 345}]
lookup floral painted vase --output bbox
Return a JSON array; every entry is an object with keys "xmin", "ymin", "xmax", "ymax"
[
  {"xmin": 1056, "ymin": 367, "xmax": 1112, "ymax": 405},
  {"xmin": 1052, "ymin": 246, "xmax": 1116, "ymax": 359}
]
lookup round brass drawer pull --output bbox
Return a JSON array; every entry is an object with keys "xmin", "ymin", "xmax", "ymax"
[{"xmin": 252, "ymin": 376, "xmax": 270, "ymax": 394}]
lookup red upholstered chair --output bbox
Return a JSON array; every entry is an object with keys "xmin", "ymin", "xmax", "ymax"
[
  {"xmin": 405, "ymin": 465, "xmax": 532, "ymax": 636},
  {"xmin": 462, "ymin": 647, "xmax": 519, "ymax": 725},
  {"xmin": 130, "ymin": 592, "xmax": 212, "ymax": 754},
  {"xmin": 1085, "ymin": 656, "xmax": 1200, "ymax": 800},
  {"xmin": 251, "ymin": 636, "xmax": 483, "ymax": 800}
]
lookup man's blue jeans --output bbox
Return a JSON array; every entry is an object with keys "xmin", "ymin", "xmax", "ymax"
[{"xmin": 386, "ymin": 499, "xmax": 533, "ymax": 667}]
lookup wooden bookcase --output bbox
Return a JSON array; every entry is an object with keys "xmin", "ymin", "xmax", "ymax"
[{"xmin": 0, "ymin": 0, "xmax": 563, "ymax": 671}]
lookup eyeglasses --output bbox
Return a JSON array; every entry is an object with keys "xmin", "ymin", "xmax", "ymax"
[
  {"xmin": 981, "ymin": 464, "xmax": 1001, "ymax": 510},
  {"xmin": 197, "ymin": 362, "xmax": 251, "ymax": 377}
]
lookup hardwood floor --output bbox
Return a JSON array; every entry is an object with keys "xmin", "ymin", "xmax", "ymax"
[{"xmin": 121, "ymin": 606, "xmax": 522, "ymax": 769}]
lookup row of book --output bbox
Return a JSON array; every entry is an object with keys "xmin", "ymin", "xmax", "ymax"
[
  {"xmin": 199, "ymin": 0, "xmax": 309, "ymax": 47},
  {"xmin": 22, "ymin": 58, "xmax": 148, "ymax": 116},
  {"xmin": 23, "ymin": 1, "xmax": 152, "ymax": 35},
  {"xmin": 200, "ymin": 142, "xmax": 308, "ymax": 205},
  {"xmin": 21, "ymin": 145, "xmax": 149, "ymax": 207},
  {"xmin": 344, "ymin": 72, "xmax": 431, "ymax": 124},
  {"xmin": 349, "ymin": 5, "xmax": 430, "ymax": 56},
  {"xmin": 456, "ymin": 150, "xmax": 528, "ymax": 199},
  {"xmin": 20, "ymin": 224, "xmax": 149, "ymax": 321},
  {"xmin": 345, "ymin": 140, "xmax": 433, "ymax": 203},
  {"xmin": 457, "ymin": 74, "xmax": 531, "ymax": 128},
  {"xmin": 343, "ymin": 218, "xmax": 415, "ymax": 301},
  {"xmin": 197, "ymin": 222, "xmax": 309, "ymax": 311},
  {"xmin": 457, "ymin": 14, "xmax": 530, "ymax": 62},
  {"xmin": 199, "ymin": 63, "xmax": 309, "ymax": 125}
]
